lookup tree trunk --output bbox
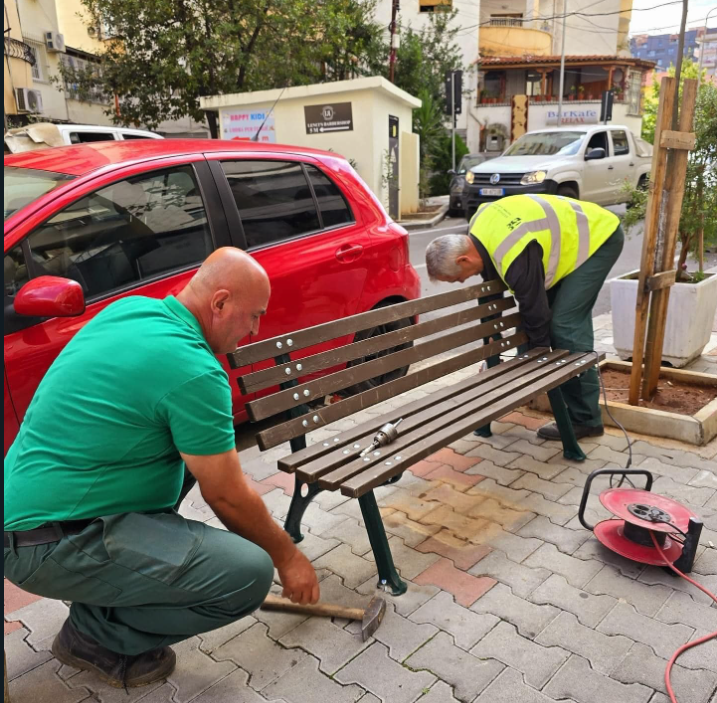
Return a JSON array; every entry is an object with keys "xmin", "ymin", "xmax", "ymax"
[
  {"xmin": 206, "ymin": 111, "xmax": 219, "ymax": 139},
  {"xmin": 676, "ymin": 231, "xmax": 691, "ymax": 280}
]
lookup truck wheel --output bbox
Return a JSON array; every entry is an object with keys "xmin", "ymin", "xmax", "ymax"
[
  {"xmin": 466, "ymin": 208, "xmax": 476, "ymax": 222},
  {"xmin": 557, "ymin": 185, "xmax": 578, "ymax": 199}
]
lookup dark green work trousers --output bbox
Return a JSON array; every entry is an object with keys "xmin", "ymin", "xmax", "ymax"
[
  {"xmin": 547, "ymin": 224, "xmax": 625, "ymax": 427},
  {"xmin": 4, "ymin": 479, "xmax": 273, "ymax": 656}
]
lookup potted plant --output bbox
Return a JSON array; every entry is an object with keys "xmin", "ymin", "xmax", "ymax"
[
  {"xmin": 577, "ymin": 85, "xmax": 585, "ymax": 100},
  {"xmin": 610, "ymin": 76, "xmax": 717, "ymax": 367},
  {"xmin": 613, "ymin": 86, "xmax": 624, "ymax": 101},
  {"xmin": 568, "ymin": 86, "xmax": 576, "ymax": 101}
]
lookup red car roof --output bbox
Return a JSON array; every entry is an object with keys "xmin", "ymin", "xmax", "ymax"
[{"xmin": 4, "ymin": 139, "xmax": 340, "ymax": 176}]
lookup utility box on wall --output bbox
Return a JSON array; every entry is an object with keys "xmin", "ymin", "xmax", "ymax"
[{"xmin": 201, "ymin": 77, "xmax": 422, "ymax": 219}]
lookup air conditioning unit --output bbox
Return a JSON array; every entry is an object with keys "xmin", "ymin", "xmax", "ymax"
[
  {"xmin": 15, "ymin": 88, "xmax": 44, "ymax": 114},
  {"xmin": 45, "ymin": 31, "xmax": 66, "ymax": 52}
]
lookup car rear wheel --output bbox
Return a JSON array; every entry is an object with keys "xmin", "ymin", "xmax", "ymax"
[{"xmin": 338, "ymin": 303, "xmax": 414, "ymax": 397}]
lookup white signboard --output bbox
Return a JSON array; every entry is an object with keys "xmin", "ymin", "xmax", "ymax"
[
  {"xmin": 545, "ymin": 108, "xmax": 599, "ymax": 125},
  {"xmin": 221, "ymin": 109, "xmax": 276, "ymax": 143}
]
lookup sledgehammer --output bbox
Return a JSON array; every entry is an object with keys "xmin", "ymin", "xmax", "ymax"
[{"xmin": 261, "ymin": 594, "xmax": 386, "ymax": 641}]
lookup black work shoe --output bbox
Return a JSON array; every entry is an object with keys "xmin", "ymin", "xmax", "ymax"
[
  {"xmin": 537, "ymin": 422, "xmax": 604, "ymax": 441},
  {"xmin": 52, "ymin": 619, "xmax": 176, "ymax": 688}
]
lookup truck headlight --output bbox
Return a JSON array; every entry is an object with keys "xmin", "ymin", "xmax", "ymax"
[
  {"xmin": 521, "ymin": 170, "xmax": 547, "ymax": 185},
  {"xmin": 465, "ymin": 171, "xmax": 475, "ymax": 185}
]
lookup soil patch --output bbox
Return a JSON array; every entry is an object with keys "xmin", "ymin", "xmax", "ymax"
[
  {"xmin": 600, "ymin": 368, "xmax": 717, "ymax": 416},
  {"xmin": 400, "ymin": 204, "xmax": 444, "ymax": 220}
]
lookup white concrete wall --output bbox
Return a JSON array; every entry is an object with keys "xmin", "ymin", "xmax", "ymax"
[
  {"xmin": 400, "ymin": 131, "xmax": 420, "ymax": 215},
  {"xmin": 466, "ymin": 104, "xmax": 512, "ymax": 152}
]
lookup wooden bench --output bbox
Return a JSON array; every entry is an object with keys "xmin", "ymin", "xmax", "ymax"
[{"xmin": 227, "ymin": 280, "xmax": 603, "ymax": 596}]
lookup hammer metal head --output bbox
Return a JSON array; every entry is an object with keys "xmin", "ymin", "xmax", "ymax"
[{"xmin": 361, "ymin": 596, "xmax": 387, "ymax": 641}]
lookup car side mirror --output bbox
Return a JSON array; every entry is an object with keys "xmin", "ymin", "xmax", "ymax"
[
  {"xmin": 14, "ymin": 276, "xmax": 86, "ymax": 318},
  {"xmin": 585, "ymin": 147, "xmax": 606, "ymax": 161}
]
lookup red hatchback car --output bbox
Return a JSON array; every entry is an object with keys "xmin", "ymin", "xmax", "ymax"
[{"xmin": 4, "ymin": 140, "xmax": 420, "ymax": 456}]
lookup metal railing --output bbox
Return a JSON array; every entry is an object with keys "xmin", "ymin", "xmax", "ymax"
[
  {"xmin": 488, "ymin": 18, "xmax": 524, "ymax": 27},
  {"xmin": 4, "ymin": 37, "xmax": 36, "ymax": 66}
]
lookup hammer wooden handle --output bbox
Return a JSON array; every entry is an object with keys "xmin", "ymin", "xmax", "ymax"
[{"xmin": 261, "ymin": 594, "xmax": 364, "ymax": 621}]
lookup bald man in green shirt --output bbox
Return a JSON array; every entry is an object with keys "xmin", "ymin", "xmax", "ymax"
[{"xmin": 4, "ymin": 248, "xmax": 319, "ymax": 689}]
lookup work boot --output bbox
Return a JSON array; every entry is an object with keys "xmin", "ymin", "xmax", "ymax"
[
  {"xmin": 537, "ymin": 422, "xmax": 604, "ymax": 441},
  {"xmin": 52, "ymin": 618, "xmax": 176, "ymax": 688}
]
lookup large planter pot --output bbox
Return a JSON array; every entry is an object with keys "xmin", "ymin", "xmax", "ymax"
[{"xmin": 610, "ymin": 270, "xmax": 717, "ymax": 367}]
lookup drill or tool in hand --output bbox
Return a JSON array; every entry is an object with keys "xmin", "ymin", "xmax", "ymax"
[{"xmin": 360, "ymin": 418, "xmax": 404, "ymax": 457}]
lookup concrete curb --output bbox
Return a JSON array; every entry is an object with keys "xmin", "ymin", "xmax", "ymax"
[{"xmin": 398, "ymin": 203, "xmax": 450, "ymax": 231}]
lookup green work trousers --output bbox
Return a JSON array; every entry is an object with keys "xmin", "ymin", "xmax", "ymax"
[
  {"xmin": 546, "ymin": 224, "xmax": 625, "ymax": 427},
  {"xmin": 4, "ymin": 489, "xmax": 273, "ymax": 655}
]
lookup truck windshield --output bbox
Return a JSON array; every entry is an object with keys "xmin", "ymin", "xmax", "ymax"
[
  {"xmin": 504, "ymin": 132, "xmax": 585, "ymax": 157},
  {"xmin": 4, "ymin": 167, "xmax": 75, "ymax": 221}
]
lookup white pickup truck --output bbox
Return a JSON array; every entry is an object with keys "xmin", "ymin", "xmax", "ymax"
[{"xmin": 463, "ymin": 125, "xmax": 653, "ymax": 219}]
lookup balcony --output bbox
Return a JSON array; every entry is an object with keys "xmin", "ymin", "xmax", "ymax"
[
  {"xmin": 4, "ymin": 37, "xmax": 36, "ymax": 66},
  {"xmin": 479, "ymin": 25, "xmax": 552, "ymax": 58}
]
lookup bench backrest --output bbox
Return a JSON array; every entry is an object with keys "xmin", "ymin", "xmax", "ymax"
[{"xmin": 228, "ymin": 280, "xmax": 527, "ymax": 452}]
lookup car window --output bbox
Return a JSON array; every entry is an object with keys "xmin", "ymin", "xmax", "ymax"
[
  {"xmin": 304, "ymin": 165, "xmax": 353, "ymax": 228},
  {"xmin": 23, "ymin": 165, "xmax": 212, "ymax": 301},
  {"xmin": 122, "ymin": 135, "xmax": 153, "ymax": 140},
  {"xmin": 69, "ymin": 131, "xmax": 117, "ymax": 143},
  {"xmin": 4, "ymin": 245, "xmax": 29, "ymax": 298},
  {"xmin": 504, "ymin": 131, "xmax": 585, "ymax": 156},
  {"xmin": 221, "ymin": 160, "xmax": 320, "ymax": 249},
  {"xmin": 586, "ymin": 132, "xmax": 608, "ymax": 153},
  {"xmin": 4, "ymin": 167, "xmax": 75, "ymax": 221},
  {"xmin": 611, "ymin": 131, "xmax": 630, "ymax": 156}
]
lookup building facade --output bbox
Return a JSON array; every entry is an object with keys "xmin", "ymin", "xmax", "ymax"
[{"xmin": 631, "ymin": 28, "xmax": 704, "ymax": 73}]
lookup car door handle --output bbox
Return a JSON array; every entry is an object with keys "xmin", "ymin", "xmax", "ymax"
[
  {"xmin": 629, "ymin": 162, "xmax": 635, "ymax": 166},
  {"xmin": 336, "ymin": 244, "xmax": 364, "ymax": 262},
  {"xmin": 607, "ymin": 166, "xmax": 614, "ymax": 170}
]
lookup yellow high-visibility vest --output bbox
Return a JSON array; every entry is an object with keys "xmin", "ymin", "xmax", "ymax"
[{"xmin": 470, "ymin": 194, "xmax": 619, "ymax": 289}]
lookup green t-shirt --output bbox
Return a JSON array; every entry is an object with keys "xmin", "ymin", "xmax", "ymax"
[{"xmin": 4, "ymin": 296, "xmax": 236, "ymax": 531}]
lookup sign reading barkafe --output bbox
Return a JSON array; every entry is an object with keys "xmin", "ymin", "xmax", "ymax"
[
  {"xmin": 304, "ymin": 102, "xmax": 354, "ymax": 135},
  {"xmin": 545, "ymin": 108, "xmax": 599, "ymax": 125}
]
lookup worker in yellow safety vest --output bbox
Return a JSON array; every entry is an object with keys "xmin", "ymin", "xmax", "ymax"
[{"xmin": 425, "ymin": 194, "xmax": 624, "ymax": 440}]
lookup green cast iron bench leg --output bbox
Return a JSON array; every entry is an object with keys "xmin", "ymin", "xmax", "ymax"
[{"xmin": 547, "ymin": 387, "xmax": 586, "ymax": 462}]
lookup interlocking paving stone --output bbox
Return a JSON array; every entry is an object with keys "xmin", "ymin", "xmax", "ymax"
[
  {"xmin": 464, "ymin": 459, "xmax": 524, "ymax": 486},
  {"xmin": 380, "ymin": 510, "xmax": 443, "ymax": 547},
  {"xmin": 473, "ymin": 667, "xmax": 576, "ymax": 703},
  {"xmin": 371, "ymin": 602, "xmax": 439, "ymax": 662},
  {"xmin": 383, "ymin": 489, "xmax": 444, "ymax": 522},
  {"xmin": 655, "ymin": 590, "xmax": 717, "ymax": 632},
  {"xmin": 597, "ymin": 602, "xmax": 694, "ymax": 660},
  {"xmin": 261, "ymin": 489, "xmax": 293, "ymax": 519},
  {"xmin": 466, "ymin": 498, "xmax": 535, "ymax": 531},
  {"xmin": 335, "ymin": 642, "xmax": 436, "ymax": 703},
  {"xmin": 408, "ymin": 591, "xmax": 500, "ymax": 650},
  {"xmin": 524, "ymin": 543, "xmax": 603, "ymax": 588},
  {"xmin": 638, "ymin": 566, "xmax": 717, "ymax": 606},
  {"xmin": 8, "ymin": 660, "xmax": 91, "ymax": 703},
  {"xmin": 406, "ymin": 632, "xmax": 504, "ymax": 702},
  {"xmin": 4, "ymin": 580, "xmax": 44, "ymax": 614},
  {"xmin": 413, "ymin": 558, "xmax": 496, "ymax": 608},
  {"xmin": 511, "ymin": 472, "xmax": 573, "ymax": 501},
  {"xmin": 213, "ymin": 623, "xmax": 308, "ymax": 691},
  {"xmin": 468, "ymin": 525, "xmax": 543, "ymax": 561},
  {"xmin": 501, "ymin": 412, "xmax": 548, "ymax": 431},
  {"xmin": 470, "ymin": 582, "xmax": 559, "ymax": 639},
  {"xmin": 678, "ymin": 631, "xmax": 717, "ymax": 673},
  {"xmin": 424, "ymin": 484, "xmax": 484, "ymax": 514},
  {"xmin": 5, "ymin": 621, "xmax": 23, "ymax": 635},
  {"xmin": 528, "ymin": 574, "xmax": 617, "ymax": 628},
  {"xmin": 503, "ymin": 439, "xmax": 562, "ymax": 463},
  {"xmin": 190, "ymin": 668, "xmax": 288, "ymax": 703},
  {"xmin": 587, "ymin": 444, "xmax": 647, "ymax": 468},
  {"xmin": 544, "ymin": 655, "xmax": 653, "ymax": 703},
  {"xmin": 583, "ymin": 564, "xmax": 670, "ymax": 615},
  {"xmin": 294, "ymin": 528, "xmax": 342, "ymax": 562},
  {"xmin": 466, "ymin": 445, "xmax": 523, "ymax": 467},
  {"xmin": 518, "ymin": 516, "xmax": 591, "ymax": 555},
  {"xmin": 507, "ymin": 455, "xmax": 568, "ymax": 480},
  {"xmin": 128, "ymin": 683, "xmax": 176, "ymax": 703},
  {"xmin": 415, "ymin": 534, "xmax": 492, "ymax": 571},
  {"xmin": 363, "ymin": 537, "xmax": 441, "ymax": 581},
  {"xmin": 613, "ymin": 642, "xmax": 717, "ymax": 703},
  {"xmin": 536, "ymin": 611, "xmax": 634, "ymax": 675},
  {"xmin": 328, "ymin": 518, "xmax": 376, "ymax": 556},
  {"xmin": 423, "ymin": 464, "xmax": 485, "ymax": 489},
  {"xmin": 573, "ymin": 538, "xmax": 646, "ymax": 579},
  {"xmin": 466, "ymin": 478, "xmax": 530, "ymax": 506},
  {"xmin": 689, "ymin": 469, "xmax": 717, "ymax": 491},
  {"xmin": 651, "ymin": 475, "xmax": 716, "ymax": 508},
  {"xmin": 253, "ymin": 605, "xmax": 308, "ymax": 641},
  {"xmin": 301, "ymin": 501, "xmax": 354, "ymax": 536},
  {"xmin": 635, "ymin": 457, "xmax": 701, "ymax": 486},
  {"xmin": 419, "ymin": 505, "xmax": 491, "ymax": 542},
  {"xmin": 694, "ymin": 546, "xmax": 717, "ymax": 575},
  {"xmin": 263, "ymin": 654, "xmax": 366, "ymax": 703},
  {"xmin": 279, "ymin": 617, "xmax": 370, "ymax": 675},
  {"xmin": 6, "ymin": 597, "xmax": 69, "ymax": 650},
  {"xmin": 415, "ymin": 680, "xmax": 461, "ymax": 703},
  {"xmin": 468, "ymin": 549, "xmax": 551, "ymax": 598},
  {"xmin": 4, "ymin": 627, "xmax": 52, "ymax": 681},
  {"xmin": 471, "ymin": 621, "xmax": 569, "ymax": 688},
  {"xmin": 547, "ymin": 455, "xmax": 607, "ymax": 474},
  {"xmin": 425, "ymin": 447, "xmax": 482, "ymax": 472},
  {"xmin": 517, "ymin": 492, "xmax": 578, "ymax": 525},
  {"xmin": 65, "ymin": 670, "xmax": 166, "ymax": 703},
  {"xmin": 313, "ymin": 544, "xmax": 380, "ymax": 589}
]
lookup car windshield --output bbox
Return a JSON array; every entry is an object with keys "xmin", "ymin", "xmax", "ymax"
[
  {"xmin": 503, "ymin": 131, "xmax": 585, "ymax": 157},
  {"xmin": 4, "ymin": 167, "xmax": 75, "ymax": 221},
  {"xmin": 459, "ymin": 156, "xmax": 486, "ymax": 173}
]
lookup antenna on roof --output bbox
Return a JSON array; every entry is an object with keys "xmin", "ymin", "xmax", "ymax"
[{"xmin": 252, "ymin": 86, "xmax": 287, "ymax": 142}]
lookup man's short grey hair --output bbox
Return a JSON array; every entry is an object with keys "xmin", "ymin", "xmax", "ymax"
[{"xmin": 425, "ymin": 234, "xmax": 471, "ymax": 282}]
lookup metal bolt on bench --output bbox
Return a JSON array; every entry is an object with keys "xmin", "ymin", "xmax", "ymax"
[{"xmin": 228, "ymin": 282, "xmax": 600, "ymax": 596}]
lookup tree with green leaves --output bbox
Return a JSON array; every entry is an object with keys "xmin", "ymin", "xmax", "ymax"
[{"xmin": 62, "ymin": 0, "xmax": 386, "ymax": 137}]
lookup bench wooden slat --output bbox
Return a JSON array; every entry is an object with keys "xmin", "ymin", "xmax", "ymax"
[
  {"xmin": 247, "ymin": 311, "xmax": 524, "ymax": 423},
  {"xmin": 340, "ymin": 352, "xmax": 604, "ymax": 497},
  {"xmin": 316, "ymin": 350, "xmax": 573, "ymax": 490},
  {"xmin": 294, "ymin": 348, "xmax": 547, "ymax": 482},
  {"xmin": 239, "ymin": 296, "xmax": 516, "ymax": 394},
  {"xmin": 266, "ymin": 332, "xmax": 531, "ymax": 453},
  {"xmin": 228, "ymin": 280, "xmax": 508, "ymax": 368}
]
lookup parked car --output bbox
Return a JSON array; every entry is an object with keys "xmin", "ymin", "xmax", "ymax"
[
  {"xmin": 447, "ymin": 153, "xmax": 495, "ymax": 217},
  {"xmin": 4, "ymin": 123, "xmax": 162, "ymax": 154},
  {"xmin": 3, "ymin": 139, "xmax": 420, "ymax": 454},
  {"xmin": 462, "ymin": 125, "xmax": 653, "ymax": 218}
]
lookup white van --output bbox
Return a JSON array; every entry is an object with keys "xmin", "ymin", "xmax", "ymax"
[{"xmin": 4, "ymin": 123, "xmax": 163, "ymax": 154}]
